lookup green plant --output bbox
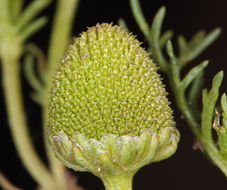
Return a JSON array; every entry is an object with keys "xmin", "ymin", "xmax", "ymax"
[
  {"xmin": 0, "ymin": 0, "xmax": 226, "ymax": 190},
  {"xmin": 129, "ymin": 0, "xmax": 227, "ymax": 177}
]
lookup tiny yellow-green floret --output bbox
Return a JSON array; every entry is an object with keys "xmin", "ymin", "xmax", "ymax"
[{"xmin": 48, "ymin": 23, "xmax": 175, "ymax": 140}]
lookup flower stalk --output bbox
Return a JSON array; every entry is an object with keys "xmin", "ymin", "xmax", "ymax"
[{"xmin": 102, "ymin": 174, "xmax": 134, "ymax": 190}]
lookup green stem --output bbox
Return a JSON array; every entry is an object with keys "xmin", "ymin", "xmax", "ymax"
[
  {"xmin": 1, "ymin": 39, "xmax": 58, "ymax": 190},
  {"xmin": 129, "ymin": 0, "xmax": 150, "ymax": 40},
  {"xmin": 173, "ymin": 72, "xmax": 227, "ymax": 177},
  {"xmin": 131, "ymin": 0, "xmax": 226, "ymax": 177},
  {"xmin": 46, "ymin": 0, "xmax": 79, "ymax": 76},
  {"xmin": 0, "ymin": 172, "xmax": 23, "ymax": 190},
  {"xmin": 201, "ymin": 140, "xmax": 227, "ymax": 177},
  {"xmin": 9, "ymin": 0, "xmax": 24, "ymax": 22},
  {"xmin": 42, "ymin": 0, "xmax": 80, "ymax": 188},
  {"xmin": 102, "ymin": 174, "xmax": 134, "ymax": 190},
  {"xmin": 175, "ymin": 90, "xmax": 201, "ymax": 138},
  {"xmin": 0, "ymin": 0, "xmax": 11, "ymax": 26},
  {"xmin": 166, "ymin": 41, "xmax": 202, "ymax": 140}
]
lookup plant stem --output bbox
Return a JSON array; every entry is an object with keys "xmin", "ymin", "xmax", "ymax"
[
  {"xmin": 201, "ymin": 140, "xmax": 227, "ymax": 177},
  {"xmin": 0, "ymin": 172, "xmax": 23, "ymax": 190},
  {"xmin": 9, "ymin": 0, "xmax": 24, "ymax": 22},
  {"xmin": 174, "ymin": 90, "xmax": 201, "ymax": 138},
  {"xmin": 172, "ymin": 73, "xmax": 227, "ymax": 177},
  {"xmin": 1, "ymin": 38, "xmax": 59, "ymax": 190},
  {"xmin": 42, "ymin": 0, "xmax": 79, "ymax": 188},
  {"xmin": 130, "ymin": 0, "xmax": 150, "ymax": 40},
  {"xmin": 130, "ymin": 0, "xmax": 227, "ymax": 177},
  {"xmin": 46, "ymin": 0, "xmax": 79, "ymax": 76},
  {"xmin": 102, "ymin": 174, "xmax": 134, "ymax": 190}
]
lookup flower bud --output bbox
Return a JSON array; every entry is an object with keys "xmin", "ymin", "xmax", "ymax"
[{"xmin": 48, "ymin": 23, "xmax": 179, "ymax": 188}]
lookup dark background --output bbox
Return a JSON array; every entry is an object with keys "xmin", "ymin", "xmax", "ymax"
[{"xmin": 1, "ymin": 0, "xmax": 227, "ymax": 189}]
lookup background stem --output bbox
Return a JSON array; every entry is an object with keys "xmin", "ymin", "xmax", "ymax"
[
  {"xmin": 42, "ymin": 0, "xmax": 80, "ymax": 188},
  {"xmin": 1, "ymin": 42, "xmax": 58, "ymax": 190},
  {"xmin": 0, "ymin": 172, "xmax": 23, "ymax": 190},
  {"xmin": 9, "ymin": 0, "xmax": 24, "ymax": 22}
]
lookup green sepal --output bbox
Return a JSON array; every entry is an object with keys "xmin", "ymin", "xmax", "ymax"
[
  {"xmin": 49, "ymin": 132, "xmax": 86, "ymax": 172},
  {"xmin": 88, "ymin": 139, "xmax": 105, "ymax": 164},
  {"xmin": 48, "ymin": 127, "xmax": 179, "ymax": 177},
  {"xmin": 101, "ymin": 135, "xmax": 119, "ymax": 160},
  {"xmin": 52, "ymin": 132, "xmax": 73, "ymax": 162},
  {"xmin": 136, "ymin": 131, "xmax": 151, "ymax": 158},
  {"xmin": 157, "ymin": 127, "xmax": 176, "ymax": 148},
  {"xmin": 152, "ymin": 127, "xmax": 180, "ymax": 162},
  {"xmin": 72, "ymin": 145, "xmax": 92, "ymax": 172},
  {"xmin": 131, "ymin": 133, "xmax": 158, "ymax": 171},
  {"xmin": 72, "ymin": 132, "xmax": 87, "ymax": 149},
  {"xmin": 152, "ymin": 133, "xmax": 179, "ymax": 162},
  {"xmin": 99, "ymin": 153, "xmax": 118, "ymax": 175},
  {"xmin": 119, "ymin": 136, "xmax": 137, "ymax": 166}
]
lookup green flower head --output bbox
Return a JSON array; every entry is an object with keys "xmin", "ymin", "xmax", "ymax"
[
  {"xmin": 49, "ymin": 23, "xmax": 175, "ymax": 139},
  {"xmin": 48, "ymin": 23, "xmax": 179, "ymax": 180}
]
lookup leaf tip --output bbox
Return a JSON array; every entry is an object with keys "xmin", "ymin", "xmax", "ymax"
[
  {"xmin": 201, "ymin": 60, "xmax": 209, "ymax": 67},
  {"xmin": 158, "ymin": 6, "xmax": 166, "ymax": 15},
  {"xmin": 221, "ymin": 93, "xmax": 227, "ymax": 112},
  {"xmin": 166, "ymin": 40, "xmax": 173, "ymax": 55},
  {"xmin": 214, "ymin": 27, "xmax": 222, "ymax": 35}
]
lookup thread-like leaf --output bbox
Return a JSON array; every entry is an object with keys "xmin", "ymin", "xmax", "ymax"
[
  {"xmin": 216, "ymin": 94, "xmax": 227, "ymax": 158},
  {"xmin": 130, "ymin": 0, "xmax": 150, "ymax": 39},
  {"xmin": 221, "ymin": 93, "xmax": 227, "ymax": 119},
  {"xmin": 187, "ymin": 30, "xmax": 206, "ymax": 49},
  {"xmin": 150, "ymin": 6, "xmax": 169, "ymax": 73},
  {"xmin": 202, "ymin": 71, "xmax": 224, "ymax": 140},
  {"xmin": 177, "ymin": 35, "xmax": 187, "ymax": 56},
  {"xmin": 188, "ymin": 71, "xmax": 204, "ymax": 119},
  {"xmin": 166, "ymin": 40, "xmax": 180, "ymax": 85},
  {"xmin": 180, "ymin": 61, "xmax": 208, "ymax": 91},
  {"xmin": 118, "ymin": 18, "xmax": 128, "ymax": 31},
  {"xmin": 16, "ymin": 0, "xmax": 51, "ymax": 30},
  {"xmin": 159, "ymin": 30, "xmax": 173, "ymax": 49},
  {"xmin": 24, "ymin": 53, "xmax": 44, "ymax": 93},
  {"xmin": 188, "ymin": 71, "xmax": 204, "ymax": 105},
  {"xmin": 19, "ymin": 16, "xmax": 48, "ymax": 42},
  {"xmin": 180, "ymin": 28, "xmax": 221, "ymax": 67}
]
